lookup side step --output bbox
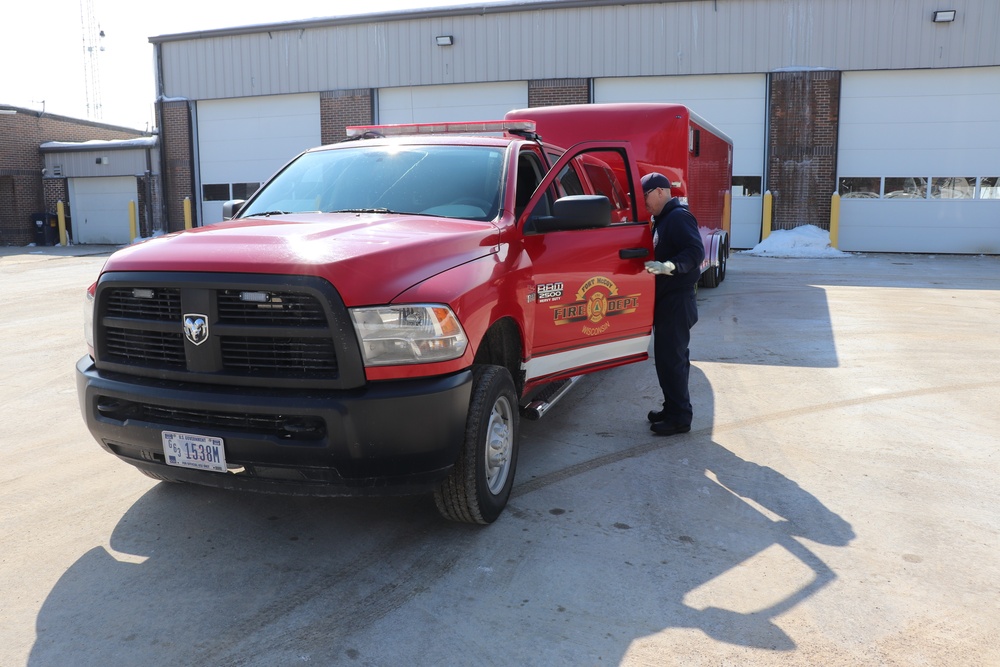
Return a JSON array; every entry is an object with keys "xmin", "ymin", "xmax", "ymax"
[{"xmin": 521, "ymin": 376, "xmax": 582, "ymax": 421}]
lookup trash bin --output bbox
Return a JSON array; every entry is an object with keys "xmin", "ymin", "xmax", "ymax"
[
  {"xmin": 31, "ymin": 213, "xmax": 56, "ymax": 246},
  {"xmin": 32, "ymin": 215, "xmax": 47, "ymax": 246},
  {"xmin": 43, "ymin": 213, "xmax": 59, "ymax": 245}
]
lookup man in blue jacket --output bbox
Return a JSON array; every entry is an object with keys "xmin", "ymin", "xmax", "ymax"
[{"xmin": 641, "ymin": 172, "xmax": 705, "ymax": 436}]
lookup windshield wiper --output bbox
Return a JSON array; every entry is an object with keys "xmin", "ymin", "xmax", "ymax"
[
  {"xmin": 247, "ymin": 210, "xmax": 290, "ymax": 217},
  {"xmin": 332, "ymin": 208, "xmax": 399, "ymax": 214}
]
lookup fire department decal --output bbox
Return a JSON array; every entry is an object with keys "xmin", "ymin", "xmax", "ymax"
[{"xmin": 551, "ymin": 276, "xmax": 640, "ymax": 336}]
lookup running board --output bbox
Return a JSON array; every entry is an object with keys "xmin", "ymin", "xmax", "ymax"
[{"xmin": 521, "ymin": 376, "xmax": 582, "ymax": 421}]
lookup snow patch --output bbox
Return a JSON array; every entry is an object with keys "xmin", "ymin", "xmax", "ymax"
[{"xmin": 740, "ymin": 225, "xmax": 850, "ymax": 258}]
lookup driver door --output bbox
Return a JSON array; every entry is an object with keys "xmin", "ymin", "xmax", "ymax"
[{"xmin": 519, "ymin": 141, "xmax": 655, "ymax": 386}]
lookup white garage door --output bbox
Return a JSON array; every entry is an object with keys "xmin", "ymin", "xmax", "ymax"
[
  {"xmin": 69, "ymin": 176, "xmax": 137, "ymax": 245},
  {"xmin": 378, "ymin": 82, "xmax": 528, "ymax": 124},
  {"xmin": 197, "ymin": 94, "xmax": 321, "ymax": 224},
  {"xmin": 596, "ymin": 74, "xmax": 767, "ymax": 248},
  {"xmin": 838, "ymin": 67, "xmax": 1000, "ymax": 253}
]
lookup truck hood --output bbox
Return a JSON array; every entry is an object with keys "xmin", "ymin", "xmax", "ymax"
[{"xmin": 101, "ymin": 213, "xmax": 500, "ymax": 305}]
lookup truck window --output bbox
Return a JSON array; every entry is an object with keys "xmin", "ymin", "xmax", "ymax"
[
  {"xmin": 515, "ymin": 150, "xmax": 550, "ymax": 219},
  {"xmin": 556, "ymin": 161, "xmax": 586, "ymax": 197},
  {"xmin": 240, "ymin": 145, "xmax": 504, "ymax": 221},
  {"xmin": 580, "ymin": 150, "xmax": 633, "ymax": 223}
]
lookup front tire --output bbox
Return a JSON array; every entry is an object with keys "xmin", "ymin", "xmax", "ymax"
[{"xmin": 434, "ymin": 365, "xmax": 519, "ymax": 524}]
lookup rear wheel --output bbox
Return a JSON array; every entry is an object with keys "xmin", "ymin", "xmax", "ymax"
[{"xmin": 434, "ymin": 365, "xmax": 519, "ymax": 524}]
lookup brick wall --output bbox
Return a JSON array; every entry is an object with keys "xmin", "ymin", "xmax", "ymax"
[
  {"xmin": 0, "ymin": 107, "xmax": 145, "ymax": 245},
  {"xmin": 528, "ymin": 79, "xmax": 591, "ymax": 107},
  {"xmin": 321, "ymin": 90, "xmax": 374, "ymax": 145},
  {"xmin": 158, "ymin": 100, "xmax": 194, "ymax": 232},
  {"xmin": 766, "ymin": 70, "xmax": 841, "ymax": 231}
]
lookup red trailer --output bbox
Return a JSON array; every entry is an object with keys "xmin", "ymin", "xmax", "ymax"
[{"xmin": 506, "ymin": 103, "xmax": 733, "ymax": 287}]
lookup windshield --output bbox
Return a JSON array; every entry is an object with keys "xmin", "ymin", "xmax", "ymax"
[{"xmin": 239, "ymin": 144, "xmax": 505, "ymax": 222}]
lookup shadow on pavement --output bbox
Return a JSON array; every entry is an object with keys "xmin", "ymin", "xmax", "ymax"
[{"xmin": 30, "ymin": 364, "xmax": 854, "ymax": 665}]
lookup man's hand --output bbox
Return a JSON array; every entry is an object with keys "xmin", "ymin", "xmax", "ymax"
[{"xmin": 644, "ymin": 260, "xmax": 676, "ymax": 276}]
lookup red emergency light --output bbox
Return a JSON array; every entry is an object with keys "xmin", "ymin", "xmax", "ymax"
[{"xmin": 345, "ymin": 120, "xmax": 536, "ymax": 138}]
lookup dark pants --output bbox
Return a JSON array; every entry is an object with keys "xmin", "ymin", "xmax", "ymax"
[{"xmin": 653, "ymin": 287, "xmax": 698, "ymax": 426}]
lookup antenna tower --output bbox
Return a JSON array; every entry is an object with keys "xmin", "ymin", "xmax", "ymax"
[{"xmin": 79, "ymin": 0, "xmax": 104, "ymax": 120}]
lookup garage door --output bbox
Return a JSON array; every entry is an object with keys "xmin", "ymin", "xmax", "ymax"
[
  {"xmin": 68, "ymin": 176, "xmax": 137, "ymax": 245},
  {"xmin": 838, "ymin": 67, "xmax": 1000, "ymax": 253},
  {"xmin": 596, "ymin": 74, "xmax": 766, "ymax": 249},
  {"xmin": 378, "ymin": 82, "xmax": 528, "ymax": 124},
  {"xmin": 197, "ymin": 94, "xmax": 321, "ymax": 225}
]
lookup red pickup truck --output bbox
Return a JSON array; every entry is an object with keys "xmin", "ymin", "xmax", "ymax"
[{"xmin": 77, "ymin": 104, "xmax": 731, "ymax": 524}]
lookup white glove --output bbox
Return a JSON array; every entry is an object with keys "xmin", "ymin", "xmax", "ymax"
[{"xmin": 644, "ymin": 260, "xmax": 676, "ymax": 276}]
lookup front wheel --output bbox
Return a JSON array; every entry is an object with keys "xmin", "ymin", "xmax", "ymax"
[{"xmin": 434, "ymin": 365, "xmax": 519, "ymax": 524}]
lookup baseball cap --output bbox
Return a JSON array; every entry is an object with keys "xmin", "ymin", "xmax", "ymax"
[{"xmin": 641, "ymin": 172, "xmax": 671, "ymax": 195}]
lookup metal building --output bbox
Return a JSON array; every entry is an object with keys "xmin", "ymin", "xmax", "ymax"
[{"xmin": 149, "ymin": 0, "xmax": 1000, "ymax": 253}]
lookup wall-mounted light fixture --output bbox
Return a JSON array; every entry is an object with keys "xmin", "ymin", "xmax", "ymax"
[
  {"xmin": 435, "ymin": 35, "xmax": 454, "ymax": 46},
  {"xmin": 932, "ymin": 10, "xmax": 956, "ymax": 22}
]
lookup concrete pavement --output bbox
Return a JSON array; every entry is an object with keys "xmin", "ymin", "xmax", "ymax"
[{"xmin": 1, "ymin": 249, "xmax": 998, "ymax": 666}]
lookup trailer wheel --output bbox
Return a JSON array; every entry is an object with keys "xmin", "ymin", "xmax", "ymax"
[
  {"xmin": 434, "ymin": 365, "xmax": 519, "ymax": 524},
  {"xmin": 701, "ymin": 251, "xmax": 720, "ymax": 288},
  {"xmin": 701, "ymin": 242, "xmax": 726, "ymax": 288}
]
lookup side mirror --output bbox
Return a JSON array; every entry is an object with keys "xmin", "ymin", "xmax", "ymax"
[
  {"xmin": 529, "ymin": 195, "xmax": 612, "ymax": 233},
  {"xmin": 222, "ymin": 199, "xmax": 246, "ymax": 221}
]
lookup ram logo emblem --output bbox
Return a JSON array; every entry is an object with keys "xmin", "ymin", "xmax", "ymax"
[{"xmin": 183, "ymin": 314, "xmax": 209, "ymax": 346}]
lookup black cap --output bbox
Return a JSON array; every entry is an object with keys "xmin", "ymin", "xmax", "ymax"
[{"xmin": 641, "ymin": 172, "xmax": 671, "ymax": 195}]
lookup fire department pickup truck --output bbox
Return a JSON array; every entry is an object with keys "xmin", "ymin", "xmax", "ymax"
[{"xmin": 77, "ymin": 104, "xmax": 732, "ymax": 524}]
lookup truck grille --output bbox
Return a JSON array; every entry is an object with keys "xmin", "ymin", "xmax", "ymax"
[
  {"xmin": 220, "ymin": 336, "xmax": 338, "ymax": 374},
  {"xmin": 104, "ymin": 327, "xmax": 186, "ymax": 368},
  {"xmin": 218, "ymin": 290, "xmax": 326, "ymax": 325},
  {"xmin": 106, "ymin": 288, "xmax": 182, "ymax": 321},
  {"xmin": 94, "ymin": 275, "xmax": 356, "ymax": 388}
]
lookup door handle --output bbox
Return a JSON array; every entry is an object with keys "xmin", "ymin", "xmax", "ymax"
[{"xmin": 619, "ymin": 247, "xmax": 649, "ymax": 259}]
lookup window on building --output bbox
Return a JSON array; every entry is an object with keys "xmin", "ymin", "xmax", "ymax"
[
  {"xmin": 203, "ymin": 184, "xmax": 231, "ymax": 201},
  {"xmin": 232, "ymin": 182, "xmax": 260, "ymax": 200},
  {"xmin": 732, "ymin": 176, "xmax": 762, "ymax": 197},
  {"xmin": 979, "ymin": 177, "xmax": 1000, "ymax": 199},
  {"xmin": 839, "ymin": 177, "xmax": 880, "ymax": 199},
  {"xmin": 931, "ymin": 177, "xmax": 974, "ymax": 199},
  {"xmin": 884, "ymin": 177, "xmax": 926, "ymax": 199}
]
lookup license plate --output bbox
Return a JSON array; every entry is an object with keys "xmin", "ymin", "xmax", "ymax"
[{"xmin": 162, "ymin": 431, "xmax": 227, "ymax": 473}]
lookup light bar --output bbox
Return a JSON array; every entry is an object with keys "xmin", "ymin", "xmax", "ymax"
[{"xmin": 345, "ymin": 120, "xmax": 536, "ymax": 138}]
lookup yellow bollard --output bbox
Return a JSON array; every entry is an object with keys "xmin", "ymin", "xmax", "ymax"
[
  {"xmin": 761, "ymin": 190, "xmax": 773, "ymax": 240},
  {"xmin": 829, "ymin": 191, "xmax": 841, "ymax": 249},
  {"xmin": 183, "ymin": 197, "xmax": 193, "ymax": 230},
  {"xmin": 129, "ymin": 200, "xmax": 137, "ymax": 242},
  {"xmin": 57, "ymin": 200, "xmax": 67, "ymax": 246},
  {"xmin": 722, "ymin": 191, "xmax": 732, "ymax": 235}
]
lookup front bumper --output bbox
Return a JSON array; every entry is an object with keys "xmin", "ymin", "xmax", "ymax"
[{"xmin": 76, "ymin": 356, "xmax": 472, "ymax": 495}]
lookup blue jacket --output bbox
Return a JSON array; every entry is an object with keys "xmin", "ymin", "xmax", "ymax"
[{"xmin": 651, "ymin": 197, "xmax": 705, "ymax": 298}]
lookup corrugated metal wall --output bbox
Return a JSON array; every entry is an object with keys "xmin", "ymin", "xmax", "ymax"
[
  {"xmin": 154, "ymin": 0, "xmax": 1000, "ymax": 101},
  {"xmin": 43, "ymin": 149, "xmax": 157, "ymax": 178}
]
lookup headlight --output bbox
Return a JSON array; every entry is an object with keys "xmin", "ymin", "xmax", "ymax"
[
  {"xmin": 84, "ymin": 283, "xmax": 96, "ymax": 350},
  {"xmin": 350, "ymin": 304, "xmax": 468, "ymax": 366}
]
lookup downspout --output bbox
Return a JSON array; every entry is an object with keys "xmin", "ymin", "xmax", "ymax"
[{"xmin": 152, "ymin": 41, "xmax": 170, "ymax": 231}]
